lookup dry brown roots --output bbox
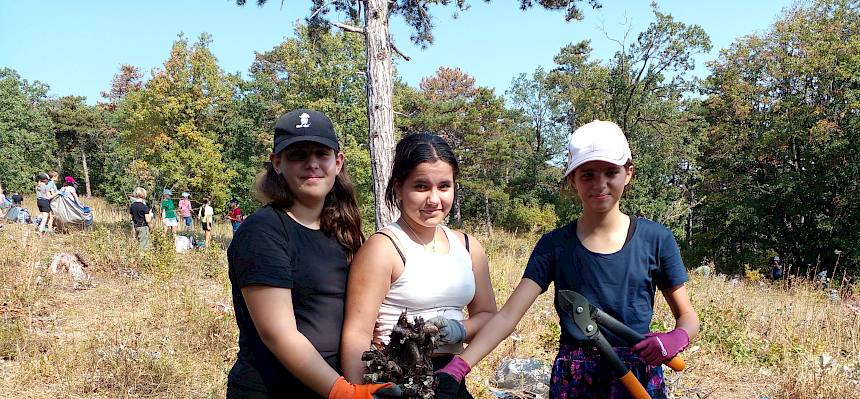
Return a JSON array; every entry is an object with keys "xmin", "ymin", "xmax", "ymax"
[{"xmin": 362, "ymin": 311, "xmax": 439, "ymax": 399}]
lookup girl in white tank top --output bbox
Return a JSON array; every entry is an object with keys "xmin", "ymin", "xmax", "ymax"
[
  {"xmin": 373, "ymin": 222, "xmax": 475, "ymax": 354},
  {"xmin": 341, "ymin": 134, "xmax": 498, "ymax": 397}
]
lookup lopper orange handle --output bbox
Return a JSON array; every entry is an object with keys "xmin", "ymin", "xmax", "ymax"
[
  {"xmin": 619, "ymin": 371, "xmax": 651, "ymax": 399},
  {"xmin": 665, "ymin": 356, "xmax": 686, "ymax": 371}
]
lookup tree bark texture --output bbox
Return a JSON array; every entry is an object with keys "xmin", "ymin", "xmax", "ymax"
[
  {"xmin": 81, "ymin": 145, "xmax": 92, "ymax": 198},
  {"xmin": 364, "ymin": 0, "xmax": 398, "ymax": 229},
  {"xmin": 450, "ymin": 183, "xmax": 462, "ymax": 227}
]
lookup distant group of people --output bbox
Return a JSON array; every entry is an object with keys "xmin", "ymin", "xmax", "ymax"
[
  {"xmin": 128, "ymin": 187, "xmax": 240, "ymax": 251},
  {"xmin": 0, "ymin": 189, "xmax": 25, "ymax": 224},
  {"xmin": 224, "ymin": 109, "xmax": 699, "ymax": 399},
  {"xmin": 0, "ymin": 172, "xmax": 88, "ymax": 234}
]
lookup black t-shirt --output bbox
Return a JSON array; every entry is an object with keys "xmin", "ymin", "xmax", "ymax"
[
  {"xmin": 227, "ymin": 205, "xmax": 348, "ymax": 397},
  {"xmin": 11, "ymin": 194, "xmax": 23, "ymax": 205},
  {"xmin": 129, "ymin": 202, "xmax": 150, "ymax": 227}
]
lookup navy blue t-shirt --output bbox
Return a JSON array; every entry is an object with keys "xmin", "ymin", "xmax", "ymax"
[
  {"xmin": 523, "ymin": 217, "xmax": 688, "ymax": 346},
  {"xmin": 227, "ymin": 205, "xmax": 348, "ymax": 397}
]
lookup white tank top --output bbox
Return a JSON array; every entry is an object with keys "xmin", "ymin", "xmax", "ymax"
[{"xmin": 374, "ymin": 223, "xmax": 476, "ymax": 354}]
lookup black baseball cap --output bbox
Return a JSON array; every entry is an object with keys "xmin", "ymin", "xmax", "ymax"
[{"xmin": 273, "ymin": 109, "xmax": 340, "ymax": 154}]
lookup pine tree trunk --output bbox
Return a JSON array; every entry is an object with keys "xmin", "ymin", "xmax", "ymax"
[
  {"xmin": 484, "ymin": 194, "xmax": 493, "ymax": 237},
  {"xmin": 451, "ymin": 184, "xmax": 462, "ymax": 227},
  {"xmin": 81, "ymin": 145, "xmax": 92, "ymax": 198},
  {"xmin": 364, "ymin": 0, "xmax": 398, "ymax": 229}
]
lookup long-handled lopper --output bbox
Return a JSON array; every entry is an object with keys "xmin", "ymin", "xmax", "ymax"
[{"xmin": 557, "ymin": 290, "xmax": 685, "ymax": 399}]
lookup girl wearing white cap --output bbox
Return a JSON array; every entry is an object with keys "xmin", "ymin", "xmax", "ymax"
[{"xmin": 434, "ymin": 120, "xmax": 699, "ymax": 399}]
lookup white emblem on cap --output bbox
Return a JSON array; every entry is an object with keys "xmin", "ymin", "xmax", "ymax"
[{"xmin": 296, "ymin": 113, "xmax": 311, "ymax": 128}]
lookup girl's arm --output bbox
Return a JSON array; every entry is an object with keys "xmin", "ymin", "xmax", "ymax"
[
  {"xmin": 661, "ymin": 284, "xmax": 699, "ymax": 339},
  {"xmin": 460, "ymin": 235, "xmax": 497, "ymax": 340},
  {"xmin": 459, "ymin": 278, "xmax": 542, "ymax": 367},
  {"xmin": 341, "ymin": 234, "xmax": 398, "ymax": 383},
  {"xmin": 242, "ymin": 285, "xmax": 340, "ymax": 396}
]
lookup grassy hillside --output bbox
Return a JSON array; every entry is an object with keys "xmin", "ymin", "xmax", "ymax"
[{"xmin": 1, "ymin": 198, "xmax": 858, "ymax": 398}]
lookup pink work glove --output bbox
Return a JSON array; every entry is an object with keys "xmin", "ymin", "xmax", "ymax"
[
  {"xmin": 632, "ymin": 328, "xmax": 690, "ymax": 367},
  {"xmin": 434, "ymin": 356, "xmax": 471, "ymax": 399},
  {"xmin": 436, "ymin": 355, "xmax": 471, "ymax": 383}
]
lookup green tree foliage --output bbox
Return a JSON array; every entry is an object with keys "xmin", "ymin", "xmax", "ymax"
[
  {"xmin": 109, "ymin": 33, "xmax": 237, "ymax": 210},
  {"xmin": 48, "ymin": 96, "xmax": 106, "ymax": 197},
  {"xmin": 0, "ymin": 68, "xmax": 56, "ymax": 193},
  {"xmin": 507, "ymin": 68, "xmax": 567, "ymax": 204},
  {"xmin": 696, "ymin": 0, "xmax": 860, "ymax": 275}
]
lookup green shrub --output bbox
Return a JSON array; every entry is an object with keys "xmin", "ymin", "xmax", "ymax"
[
  {"xmin": 501, "ymin": 199, "xmax": 558, "ymax": 234},
  {"xmin": 697, "ymin": 302, "xmax": 755, "ymax": 363},
  {"xmin": 144, "ymin": 230, "xmax": 177, "ymax": 277},
  {"xmin": 0, "ymin": 318, "xmax": 24, "ymax": 360}
]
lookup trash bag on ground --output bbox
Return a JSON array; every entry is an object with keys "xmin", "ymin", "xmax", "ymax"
[
  {"xmin": 5, "ymin": 206, "xmax": 31, "ymax": 224},
  {"xmin": 175, "ymin": 235, "xmax": 195, "ymax": 253},
  {"xmin": 51, "ymin": 193, "xmax": 93, "ymax": 230}
]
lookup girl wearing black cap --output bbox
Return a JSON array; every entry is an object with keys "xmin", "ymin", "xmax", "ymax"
[{"xmin": 226, "ymin": 109, "xmax": 399, "ymax": 399}]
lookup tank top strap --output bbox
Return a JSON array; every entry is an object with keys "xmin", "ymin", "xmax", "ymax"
[
  {"xmin": 439, "ymin": 225, "xmax": 468, "ymax": 256},
  {"xmin": 373, "ymin": 230, "xmax": 406, "ymax": 265}
]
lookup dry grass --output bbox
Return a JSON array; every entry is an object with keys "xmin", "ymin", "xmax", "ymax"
[{"xmin": 1, "ymin": 199, "xmax": 858, "ymax": 398}]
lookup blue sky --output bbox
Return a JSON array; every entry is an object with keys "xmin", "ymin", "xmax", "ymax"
[{"xmin": 0, "ymin": 1, "xmax": 795, "ymax": 104}]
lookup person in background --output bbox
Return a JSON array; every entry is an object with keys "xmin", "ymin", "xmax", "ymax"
[
  {"xmin": 228, "ymin": 198, "xmax": 243, "ymax": 234},
  {"xmin": 46, "ymin": 171, "xmax": 59, "ymax": 232},
  {"xmin": 35, "ymin": 173, "xmax": 56, "ymax": 237},
  {"xmin": 161, "ymin": 189, "xmax": 178, "ymax": 235},
  {"xmin": 179, "ymin": 192, "xmax": 193, "ymax": 231},
  {"xmin": 11, "ymin": 191, "xmax": 24, "ymax": 206},
  {"xmin": 770, "ymin": 256, "xmax": 784, "ymax": 281},
  {"xmin": 199, "ymin": 198, "xmax": 214, "ymax": 249},
  {"xmin": 61, "ymin": 176, "xmax": 81, "ymax": 203},
  {"xmin": 434, "ymin": 120, "xmax": 699, "ymax": 399},
  {"xmin": 129, "ymin": 187, "xmax": 153, "ymax": 250},
  {"xmin": 0, "ymin": 189, "xmax": 9, "ymax": 218}
]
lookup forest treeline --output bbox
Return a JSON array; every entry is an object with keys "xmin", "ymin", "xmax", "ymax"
[{"xmin": 1, "ymin": 0, "xmax": 857, "ymax": 277}]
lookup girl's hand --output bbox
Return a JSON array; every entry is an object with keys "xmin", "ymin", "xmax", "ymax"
[
  {"xmin": 427, "ymin": 316, "xmax": 466, "ymax": 345},
  {"xmin": 434, "ymin": 356, "xmax": 471, "ymax": 399},
  {"xmin": 328, "ymin": 377, "xmax": 401, "ymax": 399},
  {"xmin": 632, "ymin": 328, "xmax": 690, "ymax": 366}
]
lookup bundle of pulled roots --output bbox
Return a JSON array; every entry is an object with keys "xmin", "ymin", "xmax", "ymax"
[{"xmin": 361, "ymin": 311, "xmax": 439, "ymax": 399}]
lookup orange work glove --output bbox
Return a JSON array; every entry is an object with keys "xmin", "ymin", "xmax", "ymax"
[{"xmin": 328, "ymin": 376, "xmax": 401, "ymax": 399}]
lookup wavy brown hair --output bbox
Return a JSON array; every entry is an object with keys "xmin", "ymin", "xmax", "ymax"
[{"xmin": 254, "ymin": 161, "xmax": 364, "ymax": 261}]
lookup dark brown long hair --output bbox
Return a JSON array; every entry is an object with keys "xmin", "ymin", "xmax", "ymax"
[{"xmin": 254, "ymin": 161, "xmax": 364, "ymax": 261}]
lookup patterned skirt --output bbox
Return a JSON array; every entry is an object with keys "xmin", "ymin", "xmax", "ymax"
[{"xmin": 549, "ymin": 343, "xmax": 667, "ymax": 399}]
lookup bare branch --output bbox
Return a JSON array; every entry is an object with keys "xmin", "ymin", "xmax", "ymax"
[
  {"xmin": 389, "ymin": 37, "xmax": 411, "ymax": 61},
  {"xmin": 310, "ymin": 0, "xmax": 334, "ymax": 20},
  {"xmin": 599, "ymin": 13, "xmax": 631, "ymax": 53},
  {"xmin": 394, "ymin": 110, "xmax": 418, "ymax": 117},
  {"xmin": 331, "ymin": 21, "xmax": 365, "ymax": 34}
]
